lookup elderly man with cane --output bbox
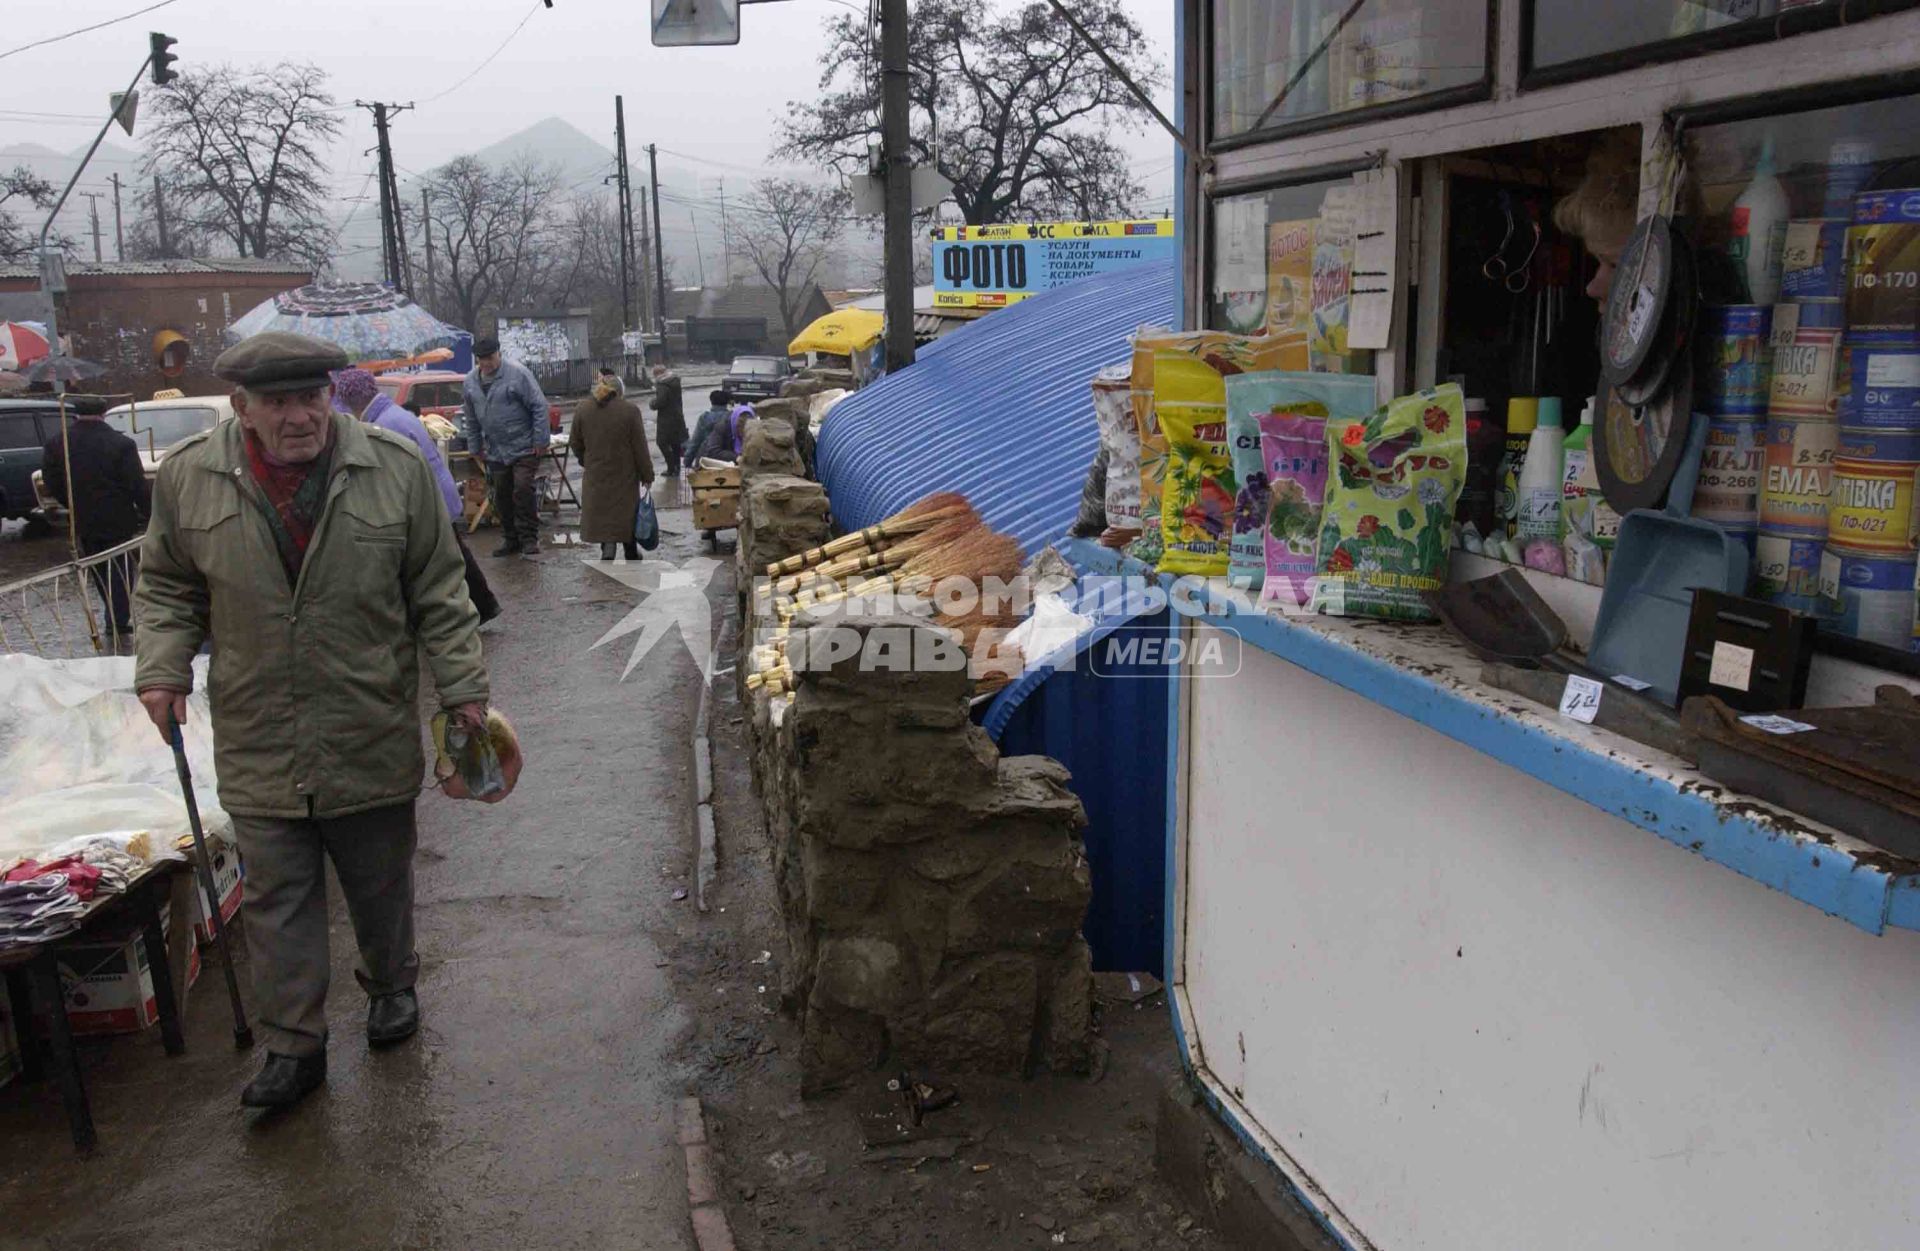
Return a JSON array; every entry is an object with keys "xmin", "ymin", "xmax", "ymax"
[{"xmin": 135, "ymin": 331, "xmax": 504, "ymax": 1111}]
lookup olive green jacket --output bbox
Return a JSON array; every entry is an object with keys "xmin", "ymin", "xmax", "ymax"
[{"xmin": 135, "ymin": 414, "xmax": 489, "ymax": 818}]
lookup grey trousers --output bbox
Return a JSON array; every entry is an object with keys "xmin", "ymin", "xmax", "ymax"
[{"xmin": 230, "ymin": 801, "xmax": 420, "ymax": 1057}]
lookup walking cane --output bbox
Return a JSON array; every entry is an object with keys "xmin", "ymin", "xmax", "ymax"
[{"xmin": 166, "ymin": 711, "xmax": 254, "ymax": 1049}]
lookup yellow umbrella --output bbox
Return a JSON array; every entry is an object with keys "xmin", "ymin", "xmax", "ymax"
[{"xmin": 789, "ymin": 308, "xmax": 884, "ymax": 357}]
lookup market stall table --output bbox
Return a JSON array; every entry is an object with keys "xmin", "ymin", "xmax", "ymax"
[
  {"xmin": 0, "ymin": 860, "xmax": 190, "ymax": 1153},
  {"xmin": 448, "ymin": 438, "xmax": 578, "ymax": 527}
]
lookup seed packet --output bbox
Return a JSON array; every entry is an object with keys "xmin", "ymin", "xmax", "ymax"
[
  {"xmin": 1256, "ymin": 411, "xmax": 1329, "ymax": 610},
  {"xmin": 1311, "ymin": 384, "xmax": 1468, "ymax": 621},
  {"xmin": 1154, "ymin": 352, "xmax": 1235, "ymax": 576},
  {"xmin": 1225, "ymin": 372, "xmax": 1377, "ymax": 592}
]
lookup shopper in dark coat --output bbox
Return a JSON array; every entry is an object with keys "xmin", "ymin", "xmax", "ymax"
[
  {"xmin": 41, "ymin": 408, "xmax": 150, "ymax": 634},
  {"xmin": 571, "ymin": 374, "xmax": 654, "ymax": 560},
  {"xmin": 650, "ymin": 365, "xmax": 687, "ymax": 477}
]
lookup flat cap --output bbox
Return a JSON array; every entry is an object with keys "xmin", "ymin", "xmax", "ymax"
[
  {"xmin": 213, "ymin": 331, "xmax": 349, "ymax": 393},
  {"xmin": 473, "ymin": 335, "xmax": 501, "ymax": 357}
]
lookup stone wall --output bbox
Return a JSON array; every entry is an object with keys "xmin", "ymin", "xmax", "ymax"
[{"xmin": 750, "ymin": 605, "xmax": 1094, "ymax": 1094}]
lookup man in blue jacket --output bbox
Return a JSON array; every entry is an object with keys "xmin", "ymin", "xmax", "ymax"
[{"xmin": 460, "ymin": 335, "xmax": 551, "ymax": 558}]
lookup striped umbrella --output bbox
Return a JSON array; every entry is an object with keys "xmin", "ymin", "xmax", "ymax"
[
  {"xmin": 0, "ymin": 321, "xmax": 50, "ymax": 371},
  {"xmin": 227, "ymin": 283, "xmax": 461, "ymax": 362}
]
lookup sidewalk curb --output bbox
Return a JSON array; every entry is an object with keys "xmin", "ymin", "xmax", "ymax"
[
  {"xmin": 692, "ymin": 605, "xmax": 730, "ymax": 914},
  {"xmin": 678, "ymin": 1096, "xmax": 738, "ymax": 1251}
]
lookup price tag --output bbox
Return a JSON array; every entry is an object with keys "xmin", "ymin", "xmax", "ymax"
[
  {"xmin": 1819, "ymin": 549, "xmax": 1843, "ymax": 601},
  {"xmin": 1708, "ymin": 641, "xmax": 1756, "ymax": 692},
  {"xmin": 1769, "ymin": 301, "xmax": 1800, "ymax": 350},
  {"xmin": 1610, "ymin": 674, "xmax": 1653, "ymax": 691},
  {"xmin": 1780, "ymin": 221, "xmax": 1821, "ymax": 271},
  {"xmin": 1560, "ymin": 674, "xmax": 1604, "ymax": 724},
  {"xmin": 1741, "ymin": 714, "xmax": 1817, "ymax": 735}
]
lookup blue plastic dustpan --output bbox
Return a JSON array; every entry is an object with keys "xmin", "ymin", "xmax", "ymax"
[{"xmin": 1587, "ymin": 413, "xmax": 1751, "ymax": 707}]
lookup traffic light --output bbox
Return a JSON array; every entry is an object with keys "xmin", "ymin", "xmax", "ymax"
[{"xmin": 149, "ymin": 32, "xmax": 178, "ymax": 86}]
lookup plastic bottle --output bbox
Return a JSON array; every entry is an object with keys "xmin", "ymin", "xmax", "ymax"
[
  {"xmin": 1563, "ymin": 395, "xmax": 1624, "ymax": 551},
  {"xmin": 1498, "ymin": 398, "xmax": 1538, "ymax": 539},
  {"xmin": 1729, "ymin": 133, "xmax": 1790, "ymax": 305},
  {"xmin": 1458, "ymin": 398, "xmax": 1503, "ymax": 539},
  {"xmin": 1517, "ymin": 397, "xmax": 1566, "ymax": 542}
]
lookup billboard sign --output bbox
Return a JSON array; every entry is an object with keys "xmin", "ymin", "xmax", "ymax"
[{"xmin": 931, "ymin": 219, "xmax": 1176, "ymax": 309}]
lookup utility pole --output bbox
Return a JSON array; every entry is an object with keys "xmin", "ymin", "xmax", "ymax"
[
  {"xmin": 648, "ymin": 144, "xmax": 669, "ymax": 363},
  {"xmin": 637, "ymin": 193, "xmax": 654, "ymax": 333},
  {"xmin": 880, "ymin": 0, "xmax": 915, "ymax": 370},
  {"xmin": 80, "ymin": 192, "xmax": 105, "ymax": 262},
  {"xmin": 421, "ymin": 187, "xmax": 437, "ymax": 313},
  {"xmin": 716, "ymin": 177, "xmax": 729, "ymax": 285},
  {"xmin": 110, "ymin": 174, "xmax": 125, "ymax": 260},
  {"xmin": 359, "ymin": 100, "xmax": 414, "ymax": 293},
  {"xmin": 613, "ymin": 96, "xmax": 635, "ymax": 335},
  {"xmin": 152, "ymin": 174, "xmax": 170, "ymax": 256}
]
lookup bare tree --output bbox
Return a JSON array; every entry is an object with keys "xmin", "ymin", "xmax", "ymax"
[
  {"xmin": 0, "ymin": 166, "xmax": 57, "ymax": 263},
  {"xmin": 777, "ymin": 0, "xmax": 1158, "ymax": 225},
  {"xmin": 425, "ymin": 154, "xmax": 565, "ymax": 332},
  {"xmin": 121, "ymin": 171, "xmax": 208, "ymax": 261},
  {"xmin": 735, "ymin": 178, "xmax": 849, "ymax": 341},
  {"xmin": 141, "ymin": 63, "xmax": 341, "ymax": 263}
]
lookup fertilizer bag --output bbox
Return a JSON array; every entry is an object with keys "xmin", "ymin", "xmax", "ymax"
[
  {"xmin": 1311, "ymin": 384, "xmax": 1468, "ymax": 621},
  {"xmin": 1224, "ymin": 371, "xmax": 1376, "ymax": 592}
]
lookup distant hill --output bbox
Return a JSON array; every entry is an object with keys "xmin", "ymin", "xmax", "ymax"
[{"xmin": 468, "ymin": 116, "xmax": 614, "ymax": 186}]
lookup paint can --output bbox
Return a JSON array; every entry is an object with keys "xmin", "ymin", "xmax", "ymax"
[
  {"xmin": 1779, "ymin": 218, "xmax": 1848, "ymax": 299},
  {"xmin": 1827, "ymin": 427, "xmax": 1920, "ymax": 554},
  {"xmin": 1840, "ymin": 346, "xmax": 1920, "ymax": 431},
  {"xmin": 1693, "ymin": 415, "xmax": 1764, "ymax": 530},
  {"xmin": 1765, "ymin": 299, "xmax": 1846, "ymax": 419},
  {"xmin": 1755, "ymin": 528, "xmax": 1831, "ymax": 615},
  {"xmin": 1823, "ymin": 138, "xmax": 1876, "ymax": 219},
  {"xmin": 1760, "ymin": 415, "xmax": 1838, "ymax": 536},
  {"xmin": 1696, "ymin": 305, "xmax": 1771, "ymax": 414},
  {"xmin": 1845, "ymin": 190, "xmax": 1920, "ymax": 348},
  {"xmin": 1820, "ymin": 545, "xmax": 1918, "ymax": 648}
]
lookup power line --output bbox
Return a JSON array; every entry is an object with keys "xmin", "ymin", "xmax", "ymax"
[
  {"xmin": 414, "ymin": 0, "xmax": 545, "ymax": 106},
  {"xmin": 0, "ymin": 0, "xmax": 180, "ymax": 63}
]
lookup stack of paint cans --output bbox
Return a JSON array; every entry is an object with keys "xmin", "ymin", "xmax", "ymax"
[
  {"xmin": 1692, "ymin": 305, "xmax": 1769, "ymax": 569},
  {"xmin": 1826, "ymin": 187, "xmax": 1920, "ymax": 648},
  {"xmin": 1756, "ymin": 287, "xmax": 1844, "ymax": 615}
]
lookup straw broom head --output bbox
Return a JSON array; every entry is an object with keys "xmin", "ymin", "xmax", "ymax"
[{"xmin": 766, "ymin": 491, "xmax": 978, "ymax": 575}]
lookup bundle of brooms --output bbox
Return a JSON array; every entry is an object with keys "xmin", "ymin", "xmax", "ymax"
[
  {"xmin": 763, "ymin": 491, "xmax": 979, "ymax": 581},
  {"xmin": 748, "ymin": 521, "xmax": 1027, "ymax": 696}
]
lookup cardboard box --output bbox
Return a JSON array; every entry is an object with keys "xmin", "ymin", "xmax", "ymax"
[
  {"xmin": 56, "ymin": 930, "xmax": 200, "ymax": 1037},
  {"xmin": 693, "ymin": 494, "xmax": 740, "ymax": 530},
  {"xmin": 193, "ymin": 843, "xmax": 244, "ymax": 945}
]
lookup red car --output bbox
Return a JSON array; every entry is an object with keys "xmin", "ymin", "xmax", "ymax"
[{"xmin": 376, "ymin": 370, "xmax": 564, "ymax": 434}]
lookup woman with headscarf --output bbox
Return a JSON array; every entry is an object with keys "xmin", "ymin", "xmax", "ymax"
[
  {"xmin": 334, "ymin": 367, "xmax": 500, "ymax": 623},
  {"xmin": 571, "ymin": 370, "xmax": 655, "ymax": 560}
]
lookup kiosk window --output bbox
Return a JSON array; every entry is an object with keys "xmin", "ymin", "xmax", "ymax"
[{"xmin": 1212, "ymin": 0, "xmax": 1488, "ymax": 139}]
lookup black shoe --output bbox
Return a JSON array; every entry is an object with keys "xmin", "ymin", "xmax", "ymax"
[
  {"xmin": 519, "ymin": 545, "xmax": 542, "ymax": 561},
  {"xmin": 367, "ymin": 989, "xmax": 420, "ymax": 1047},
  {"xmin": 623, "ymin": 544, "xmax": 642, "ymax": 561},
  {"xmin": 600, "ymin": 543, "xmax": 617, "ymax": 560},
  {"xmin": 240, "ymin": 1052, "xmax": 326, "ymax": 1108},
  {"xmin": 477, "ymin": 598, "xmax": 503, "ymax": 624},
  {"xmin": 492, "ymin": 541, "xmax": 523, "ymax": 557}
]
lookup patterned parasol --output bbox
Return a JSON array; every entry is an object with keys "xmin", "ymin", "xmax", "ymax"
[{"xmin": 227, "ymin": 283, "xmax": 461, "ymax": 362}]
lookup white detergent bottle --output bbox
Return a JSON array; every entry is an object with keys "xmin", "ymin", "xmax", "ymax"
[
  {"xmin": 1731, "ymin": 133, "xmax": 1790, "ymax": 305},
  {"xmin": 1516, "ymin": 397, "xmax": 1566, "ymax": 542}
]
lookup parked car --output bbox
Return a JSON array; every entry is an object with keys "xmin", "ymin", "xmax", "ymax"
[
  {"xmin": 103, "ymin": 395, "xmax": 232, "ymax": 473},
  {"xmin": 0, "ymin": 399, "xmax": 63, "ymax": 525},
  {"xmin": 378, "ymin": 369, "xmax": 565, "ymax": 435},
  {"xmin": 722, "ymin": 354, "xmax": 794, "ymax": 402}
]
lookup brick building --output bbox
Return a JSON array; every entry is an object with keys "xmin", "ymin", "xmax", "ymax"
[{"xmin": 0, "ymin": 259, "xmax": 310, "ymax": 398}]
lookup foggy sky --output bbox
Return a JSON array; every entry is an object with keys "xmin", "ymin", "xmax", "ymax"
[{"xmin": 1, "ymin": 0, "xmax": 1179, "ymax": 265}]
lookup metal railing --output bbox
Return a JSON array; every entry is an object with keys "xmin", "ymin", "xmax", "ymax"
[{"xmin": 0, "ymin": 536, "xmax": 141, "ymax": 659}]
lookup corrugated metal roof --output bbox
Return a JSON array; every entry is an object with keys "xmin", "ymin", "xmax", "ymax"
[
  {"xmin": 815, "ymin": 259, "xmax": 1178, "ymax": 556},
  {"xmin": 0, "ymin": 258, "xmax": 311, "ymax": 280}
]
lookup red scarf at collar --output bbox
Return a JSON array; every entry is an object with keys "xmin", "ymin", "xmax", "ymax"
[{"xmin": 243, "ymin": 428, "xmax": 334, "ymax": 579}]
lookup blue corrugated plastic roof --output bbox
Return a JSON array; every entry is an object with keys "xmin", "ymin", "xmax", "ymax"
[{"xmin": 815, "ymin": 259, "xmax": 1179, "ymax": 555}]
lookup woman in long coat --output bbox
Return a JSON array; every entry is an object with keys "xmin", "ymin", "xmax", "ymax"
[{"xmin": 570, "ymin": 374, "xmax": 655, "ymax": 560}]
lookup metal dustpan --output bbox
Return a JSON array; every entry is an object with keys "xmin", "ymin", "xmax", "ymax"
[
  {"xmin": 1423, "ymin": 568, "xmax": 1574, "ymax": 667},
  {"xmin": 1588, "ymin": 413, "xmax": 1749, "ymax": 707}
]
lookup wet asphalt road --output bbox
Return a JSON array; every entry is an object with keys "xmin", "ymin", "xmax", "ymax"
[{"xmin": 0, "ymin": 478, "xmax": 723, "ymax": 1251}]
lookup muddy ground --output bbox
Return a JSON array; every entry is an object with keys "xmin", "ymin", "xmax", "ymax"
[{"xmin": 0, "ymin": 395, "xmax": 1226, "ymax": 1251}]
